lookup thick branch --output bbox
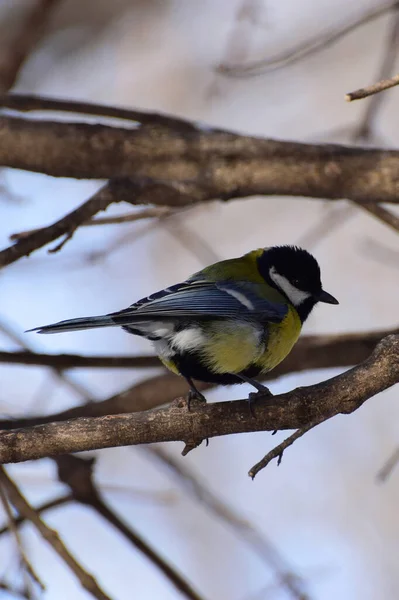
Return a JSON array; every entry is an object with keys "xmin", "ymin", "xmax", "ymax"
[
  {"xmin": 0, "ymin": 373, "xmax": 206, "ymax": 430},
  {"xmin": 0, "ymin": 334, "xmax": 397, "ymax": 466},
  {"xmin": 1, "ymin": 113, "xmax": 399, "ymax": 203},
  {"xmin": 0, "ymin": 328, "xmax": 395, "ymax": 430}
]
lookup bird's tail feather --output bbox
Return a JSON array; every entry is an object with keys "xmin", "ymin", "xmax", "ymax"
[{"xmin": 27, "ymin": 315, "xmax": 115, "ymax": 334}]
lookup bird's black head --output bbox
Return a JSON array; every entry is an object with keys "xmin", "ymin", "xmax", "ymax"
[{"xmin": 257, "ymin": 245, "xmax": 338, "ymax": 322}]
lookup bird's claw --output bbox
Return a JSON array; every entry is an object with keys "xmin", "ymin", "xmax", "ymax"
[
  {"xmin": 187, "ymin": 389, "xmax": 207, "ymax": 412},
  {"xmin": 247, "ymin": 386, "xmax": 273, "ymax": 418}
]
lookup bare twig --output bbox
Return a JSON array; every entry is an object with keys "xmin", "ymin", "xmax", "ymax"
[
  {"xmin": 0, "ymin": 482, "xmax": 45, "ymax": 589},
  {"xmin": 0, "ymin": 335, "xmax": 397, "ymax": 471},
  {"xmin": 145, "ymin": 447, "xmax": 308, "ymax": 599},
  {"xmin": 357, "ymin": 202, "xmax": 399, "ymax": 232},
  {"xmin": 248, "ymin": 419, "xmax": 324, "ymax": 479},
  {"xmin": 1, "ymin": 327, "xmax": 395, "ymax": 371},
  {"xmin": 10, "ymin": 206, "xmax": 175, "ymax": 240},
  {"xmin": 218, "ymin": 2, "xmax": 399, "ymax": 77},
  {"xmin": 352, "ymin": 8, "xmax": 399, "ymax": 141},
  {"xmin": 0, "ymin": 349, "xmax": 160, "ymax": 369},
  {"xmin": 0, "ymin": 467, "xmax": 112, "ymax": 600},
  {"xmin": 0, "ymin": 317, "xmax": 94, "ymax": 402},
  {"xmin": 0, "ymin": 93, "xmax": 204, "ymax": 134},
  {"xmin": 346, "ymin": 74, "xmax": 399, "ymax": 102},
  {"xmin": 0, "ymin": 0, "xmax": 60, "ymax": 92},
  {"xmin": 0, "ymin": 495, "xmax": 72, "ymax": 537},
  {"xmin": 55, "ymin": 455, "xmax": 205, "ymax": 600},
  {"xmin": 0, "ymin": 180, "xmax": 141, "ymax": 268}
]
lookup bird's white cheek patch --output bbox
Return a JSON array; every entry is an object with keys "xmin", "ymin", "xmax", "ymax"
[
  {"xmin": 171, "ymin": 328, "xmax": 206, "ymax": 352},
  {"xmin": 269, "ymin": 267, "xmax": 311, "ymax": 306}
]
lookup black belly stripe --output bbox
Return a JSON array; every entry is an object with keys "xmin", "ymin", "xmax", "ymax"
[{"xmin": 172, "ymin": 350, "xmax": 263, "ymax": 385}]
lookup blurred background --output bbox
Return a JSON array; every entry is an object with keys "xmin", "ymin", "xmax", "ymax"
[{"xmin": 0, "ymin": 1, "xmax": 399, "ymax": 598}]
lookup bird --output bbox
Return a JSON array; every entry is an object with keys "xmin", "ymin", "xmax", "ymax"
[{"xmin": 28, "ymin": 245, "xmax": 338, "ymax": 409}]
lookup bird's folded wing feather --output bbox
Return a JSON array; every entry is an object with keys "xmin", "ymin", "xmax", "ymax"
[{"xmin": 110, "ymin": 280, "xmax": 287, "ymax": 323}]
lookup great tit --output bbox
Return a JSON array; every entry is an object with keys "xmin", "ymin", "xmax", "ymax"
[{"xmin": 29, "ymin": 245, "xmax": 338, "ymax": 405}]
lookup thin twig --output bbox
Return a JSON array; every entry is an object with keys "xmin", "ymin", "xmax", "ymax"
[
  {"xmin": 356, "ymin": 202, "xmax": 399, "ymax": 232},
  {"xmin": 249, "ymin": 419, "xmax": 324, "ymax": 479},
  {"xmin": 144, "ymin": 447, "xmax": 308, "ymax": 600},
  {"xmin": 218, "ymin": 1, "xmax": 399, "ymax": 77},
  {"xmin": 1, "ymin": 327, "xmax": 396, "ymax": 371},
  {"xmin": 0, "ymin": 494, "xmax": 72, "ymax": 537},
  {"xmin": 346, "ymin": 74, "xmax": 399, "ymax": 101},
  {"xmin": 0, "ymin": 93, "xmax": 204, "ymax": 134},
  {"xmin": 10, "ymin": 206, "xmax": 175, "ymax": 241},
  {"xmin": 0, "ymin": 180, "xmax": 138, "ymax": 267},
  {"xmin": 0, "ymin": 482, "xmax": 45, "ymax": 589},
  {"xmin": 0, "ymin": 317, "xmax": 94, "ymax": 403},
  {"xmin": 0, "ymin": 467, "xmax": 112, "ymax": 600},
  {"xmin": 0, "ymin": 349, "xmax": 160, "ymax": 369},
  {"xmin": 352, "ymin": 8, "xmax": 399, "ymax": 141}
]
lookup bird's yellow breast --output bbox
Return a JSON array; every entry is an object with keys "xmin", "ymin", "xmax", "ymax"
[{"xmin": 255, "ymin": 304, "xmax": 302, "ymax": 372}]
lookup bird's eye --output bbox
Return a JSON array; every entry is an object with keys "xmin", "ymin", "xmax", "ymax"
[{"xmin": 292, "ymin": 278, "xmax": 300, "ymax": 286}]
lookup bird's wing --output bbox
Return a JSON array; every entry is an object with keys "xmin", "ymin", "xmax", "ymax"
[{"xmin": 110, "ymin": 279, "xmax": 287, "ymax": 324}]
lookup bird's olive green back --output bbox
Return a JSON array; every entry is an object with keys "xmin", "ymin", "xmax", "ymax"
[{"xmin": 191, "ymin": 249, "xmax": 287, "ymax": 304}]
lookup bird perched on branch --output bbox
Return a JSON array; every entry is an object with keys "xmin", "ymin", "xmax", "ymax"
[{"xmin": 28, "ymin": 245, "xmax": 338, "ymax": 408}]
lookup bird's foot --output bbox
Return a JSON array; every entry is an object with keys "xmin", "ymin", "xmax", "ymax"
[
  {"xmin": 187, "ymin": 389, "xmax": 207, "ymax": 412},
  {"xmin": 247, "ymin": 385, "xmax": 273, "ymax": 418}
]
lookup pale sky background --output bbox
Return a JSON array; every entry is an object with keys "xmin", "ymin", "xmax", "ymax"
[{"xmin": 0, "ymin": 1, "xmax": 399, "ymax": 599}]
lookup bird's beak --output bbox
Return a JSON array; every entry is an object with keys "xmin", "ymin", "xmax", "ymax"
[{"xmin": 318, "ymin": 290, "xmax": 339, "ymax": 305}]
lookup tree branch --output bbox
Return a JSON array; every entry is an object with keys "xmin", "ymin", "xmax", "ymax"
[
  {"xmin": 346, "ymin": 73, "xmax": 399, "ymax": 102},
  {"xmin": 1, "ymin": 113, "xmax": 399, "ymax": 204},
  {"xmin": 0, "ymin": 335, "xmax": 397, "ymax": 472},
  {"xmin": 0, "ymin": 481, "xmax": 45, "ymax": 589},
  {"xmin": 0, "ymin": 178, "xmax": 210, "ymax": 268},
  {"xmin": 0, "ymin": 328, "xmax": 396, "ymax": 430},
  {"xmin": 0, "ymin": 494, "xmax": 72, "ymax": 537},
  {"xmin": 0, "ymin": 466, "xmax": 113, "ymax": 600},
  {"xmin": 248, "ymin": 418, "xmax": 325, "ymax": 479},
  {"xmin": 0, "ymin": 181, "xmax": 132, "ymax": 268},
  {"xmin": 0, "ymin": 349, "xmax": 160, "ymax": 369},
  {"xmin": 10, "ymin": 206, "xmax": 175, "ymax": 240},
  {"xmin": 0, "ymin": 92, "xmax": 203, "ymax": 134},
  {"xmin": 217, "ymin": 1, "xmax": 399, "ymax": 77}
]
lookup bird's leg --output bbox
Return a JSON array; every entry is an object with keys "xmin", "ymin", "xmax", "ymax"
[
  {"xmin": 184, "ymin": 377, "xmax": 209, "ymax": 447},
  {"xmin": 236, "ymin": 374, "xmax": 273, "ymax": 417},
  {"xmin": 185, "ymin": 377, "xmax": 207, "ymax": 412}
]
